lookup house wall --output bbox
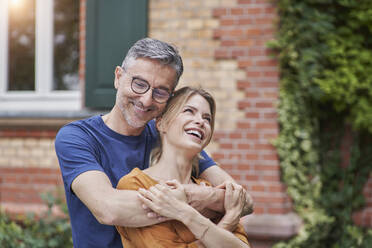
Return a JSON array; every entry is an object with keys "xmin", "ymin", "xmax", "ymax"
[{"xmin": 0, "ymin": 0, "xmax": 371, "ymax": 247}]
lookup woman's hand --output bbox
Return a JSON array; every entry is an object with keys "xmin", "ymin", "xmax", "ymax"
[
  {"xmin": 137, "ymin": 180, "xmax": 190, "ymax": 221},
  {"xmin": 217, "ymin": 181, "xmax": 246, "ymax": 231}
]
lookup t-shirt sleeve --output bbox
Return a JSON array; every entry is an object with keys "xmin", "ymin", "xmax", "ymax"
[
  {"xmin": 198, "ymin": 150, "xmax": 217, "ymax": 174},
  {"xmin": 55, "ymin": 124, "xmax": 104, "ymax": 193}
]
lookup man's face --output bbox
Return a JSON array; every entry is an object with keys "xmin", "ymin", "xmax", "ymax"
[{"xmin": 114, "ymin": 58, "xmax": 177, "ymax": 129}]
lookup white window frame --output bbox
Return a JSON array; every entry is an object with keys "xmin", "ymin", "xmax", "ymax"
[{"xmin": 0, "ymin": 0, "xmax": 81, "ymax": 111}]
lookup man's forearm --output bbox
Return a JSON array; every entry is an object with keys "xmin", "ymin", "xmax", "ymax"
[
  {"xmin": 72, "ymin": 171, "xmax": 165, "ymax": 228},
  {"xmin": 184, "ymin": 184, "xmax": 225, "ymax": 213}
]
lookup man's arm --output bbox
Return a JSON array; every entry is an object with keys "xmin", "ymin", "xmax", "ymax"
[
  {"xmin": 197, "ymin": 165, "xmax": 253, "ymax": 215},
  {"xmin": 71, "ymin": 170, "xmax": 165, "ymax": 227}
]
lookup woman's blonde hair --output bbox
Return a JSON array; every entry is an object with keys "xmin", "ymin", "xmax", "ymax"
[{"xmin": 150, "ymin": 86, "xmax": 216, "ymax": 177}]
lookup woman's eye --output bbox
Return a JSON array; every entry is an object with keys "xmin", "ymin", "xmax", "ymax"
[
  {"xmin": 184, "ymin": 108, "xmax": 193, "ymax": 113},
  {"xmin": 204, "ymin": 117, "xmax": 211, "ymax": 123}
]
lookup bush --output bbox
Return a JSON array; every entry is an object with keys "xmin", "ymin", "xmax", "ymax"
[
  {"xmin": 269, "ymin": 0, "xmax": 372, "ymax": 247},
  {"xmin": 0, "ymin": 192, "xmax": 72, "ymax": 248}
]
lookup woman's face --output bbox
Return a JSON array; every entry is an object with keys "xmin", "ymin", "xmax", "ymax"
[{"xmin": 161, "ymin": 94, "xmax": 213, "ymax": 154}]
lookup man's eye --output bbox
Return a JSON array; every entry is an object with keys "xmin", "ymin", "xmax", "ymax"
[
  {"xmin": 153, "ymin": 89, "xmax": 169, "ymax": 98},
  {"xmin": 133, "ymin": 79, "xmax": 148, "ymax": 89}
]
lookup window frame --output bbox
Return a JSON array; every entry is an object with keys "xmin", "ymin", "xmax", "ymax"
[{"xmin": 0, "ymin": 0, "xmax": 81, "ymax": 111}]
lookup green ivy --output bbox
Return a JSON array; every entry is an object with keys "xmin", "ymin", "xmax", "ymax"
[
  {"xmin": 0, "ymin": 192, "xmax": 72, "ymax": 248},
  {"xmin": 269, "ymin": 0, "xmax": 372, "ymax": 247}
]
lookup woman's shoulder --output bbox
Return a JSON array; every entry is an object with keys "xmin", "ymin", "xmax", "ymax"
[
  {"xmin": 192, "ymin": 177, "xmax": 212, "ymax": 187},
  {"xmin": 117, "ymin": 168, "xmax": 158, "ymax": 190}
]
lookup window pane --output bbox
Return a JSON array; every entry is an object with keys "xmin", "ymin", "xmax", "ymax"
[
  {"xmin": 8, "ymin": 0, "xmax": 36, "ymax": 91},
  {"xmin": 53, "ymin": 0, "xmax": 79, "ymax": 91}
]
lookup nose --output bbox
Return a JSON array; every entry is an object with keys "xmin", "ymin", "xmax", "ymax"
[
  {"xmin": 139, "ymin": 90, "xmax": 153, "ymax": 108},
  {"xmin": 194, "ymin": 114, "xmax": 204, "ymax": 127}
]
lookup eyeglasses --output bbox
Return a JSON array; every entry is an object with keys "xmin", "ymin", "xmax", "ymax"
[{"xmin": 130, "ymin": 76, "xmax": 172, "ymax": 103}]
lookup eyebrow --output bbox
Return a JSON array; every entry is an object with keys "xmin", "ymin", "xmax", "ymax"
[{"xmin": 184, "ymin": 105, "xmax": 212, "ymax": 117}]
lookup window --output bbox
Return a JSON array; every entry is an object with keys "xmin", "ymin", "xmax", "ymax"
[{"xmin": 0, "ymin": 0, "xmax": 80, "ymax": 111}]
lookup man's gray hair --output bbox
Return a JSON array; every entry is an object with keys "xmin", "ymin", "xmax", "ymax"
[{"xmin": 121, "ymin": 38, "xmax": 183, "ymax": 88}]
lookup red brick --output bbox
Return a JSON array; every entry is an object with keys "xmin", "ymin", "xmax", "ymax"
[
  {"xmin": 237, "ymin": 39, "xmax": 254, "ymax": 47},
  {"xmin": 245, "ymin": 153, "xmax": 259, "ymax": 160},
  {"xmin": 268, "ymin": 207, "xmax": 289, "ymax": 214},
  {"xmin": 248, "ymin": 48, "xmax": 265, "ymax": 56},
  {"xmin": 220, "ymin": 143, "xmax": 233, "ymax": 149},
  {"xmin": 238, "ymin": 100, "xmax": 252, "ymax": 109},
  {"xmin": 221, "ymin": 40, "xmax": 236, "ymax": 47},
  {"xmin": 229, "ymin": 29, "xmax": 244, "ymax": 37},
  {"xmin": 264, "ymin": 112, "xmax": 278, "ymax": 119},
  {"xmin": 231, "ymin": 8, "xmax": 244, "ymax": 15},
  {"xmin": 237, "ymin": 18, "xmax": 253, "ymax": 25},
  {"xmin": 245, "ymin": 132, "xmax": 259, "ymax": 140},
  {"xmin": 247, "ymin": 8, "xmax": 262, "ymax": 15},
  {"xmin": 237, "ymin": 143, "xmax": 251, "ymax": 150},
  {"xmin": 246, "ymin": 28, "xmax": 262, "ymax": 36},
  {"xmin": 245, "ymin": 175, "xmax": 259, "ymax": 181},
  {"xmin": 220, "ymin": 18, "xmax": 235, "ymax": 26},
  {"xmin": 255, "ymin": 101, "xmax": 274, "ymax": 108},
  {"xmin": 268, "ymin": 184, "xmax": 286, "ymax": 192},
  {"xmin": 238, "ymin": 0, "xmax": 254, "ymax": 4},
  {"xmin": 262, "ymin": 174, "xmax": 281, "ymax": 181},
  {"xmin": 229, "ymin": 132, "xmax": 243, "ymax": 139},
  {"xmin": 254, "ymin": 164, "xmax": 280, "ymax": 171},
  {"xmin": 264, "ymin": 71, "xmax": 279, "ymax": 77},
  {"xmin": 263, "ymin": 154, "xmax": 278, "ymax": 160},
  {"xmin": 252, "ymin": 206, "xmax": 265, "ymax": 214},
  {"xmin": 255, "ymin": 122, "xmax": 277, "ymax": 129},
  {"xmin": 257, "ymin": 59, "xmax": 278, "ymax": 67},
  {"xmin": 213, "ymin": 8, "xmax": 228, "ymax": 17},
  {"xmin": 231, "ymin": 49, "xmax": 245, "ymax": 58},
  {"xmin": 212, "ymin": 152, "xmax": 225, "ymax": 160},
  {"xmin": 256, "ymin": 17, "xmax": 275, "ymax": 25},
  {"xmin": 238, "ymin": 60, "xmax": 253, "ymax": 68},
  {"xmin": 252, "ymin": 185, "xmax": 266, "ymax": 192},
  {"xmin": 246, "ymin": 71, "xmax": 262, "ymax": 77},
  {"xmin": 245, "ymin": 112, "xmax": 260, "ymax": 118},
  {"xmin": 215, "ymin": 49, "xmax": 229, "ymax": 59},
  {"xmin": 237, "ymin": 80, "xmax": 251, "ymax": 89},
  {"xmin": 237, "ymin": 121, "xmax": 251, "ymax": 129}
]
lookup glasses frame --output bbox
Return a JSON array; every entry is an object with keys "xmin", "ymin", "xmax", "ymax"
[
  {"xmin": 122, "ymin": 68, "xmax": 173, "ymax": 104},
  {"xmin": 130, "ymin": 77, "xmax": 172, "ymax": 104}
]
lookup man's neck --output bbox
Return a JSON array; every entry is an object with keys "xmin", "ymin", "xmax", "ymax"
[{"xmin": 102, "ymin": 106, "xmax": 145, "ymax": 136}]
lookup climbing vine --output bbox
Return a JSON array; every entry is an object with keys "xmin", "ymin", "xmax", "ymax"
[{"xmin": 269, "ymin": 0, "xmax": 372, "ymax": 247}]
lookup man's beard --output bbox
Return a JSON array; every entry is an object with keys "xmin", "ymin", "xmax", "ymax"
[{"xmin": 118, "ymin": 95, "xmax": 157, "ymax": 129}]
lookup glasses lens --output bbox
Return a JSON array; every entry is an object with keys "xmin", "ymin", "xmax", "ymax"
[
  {"xmin": 153, "ymin": 89, "xmax": 170, "ymax": 103},
  {"xmin": 131, "ymin": 78, "xmax": 149, "ymax": 93}
]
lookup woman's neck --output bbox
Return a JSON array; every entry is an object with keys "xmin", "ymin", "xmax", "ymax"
[{"xmin": 145, "ymin": 146, "xmax": 195, "ymax": 184}]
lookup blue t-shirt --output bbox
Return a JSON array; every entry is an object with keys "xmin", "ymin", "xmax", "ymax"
[{"xmin": 55, "ymin": 115, "xmax": 216, "ymax": 248}]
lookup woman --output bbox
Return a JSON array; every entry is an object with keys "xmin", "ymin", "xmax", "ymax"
[{"xmin": 116, "ymin": 87, "xmax": 250, "ymax": 247}]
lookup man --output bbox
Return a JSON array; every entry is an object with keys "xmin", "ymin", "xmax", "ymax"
[{"xmin": 55, "ymin": 38, "xmax": 253, "ymax": 248}]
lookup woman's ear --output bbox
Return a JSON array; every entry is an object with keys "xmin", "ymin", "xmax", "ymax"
[
  {"xmin": 156, "ymin": 117, "xmax": 166, "ymax": 133},
  {"xmin": 156, "ymin": 117, "xmax": 163, "ymax": 133}
]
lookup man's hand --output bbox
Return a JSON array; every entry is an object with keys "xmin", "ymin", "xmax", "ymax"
[
  {"xmin": 216, "ymin": 182, "xmax": 246, "ymax": 231},
  {"xmin": 183, "ymin": 183, "xmax": 225, "ymax": 213}
]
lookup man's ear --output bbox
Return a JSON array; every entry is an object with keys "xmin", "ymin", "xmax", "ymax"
[
  {"xmin": 114, "ymin": 66, "xmax": 124, "ymax": 89},
  {"xmin": 156, "ymin": 117, "xmax": 166, "ymax": 133}
]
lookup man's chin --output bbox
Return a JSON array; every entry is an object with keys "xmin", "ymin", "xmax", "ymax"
[{"xmin": 126, "ymin": 116, "xmax": 151, "ymax": 129}]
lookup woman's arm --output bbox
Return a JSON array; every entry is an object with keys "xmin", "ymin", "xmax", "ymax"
[{"xmin": 138, "ymin": 180, "xmax": 250, "ymax": 248}]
